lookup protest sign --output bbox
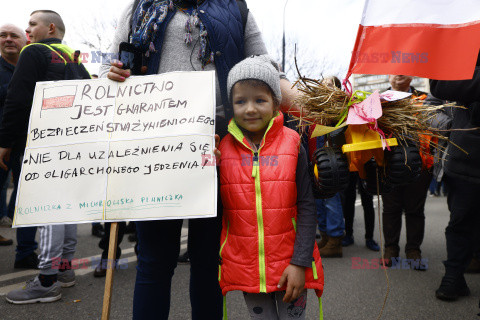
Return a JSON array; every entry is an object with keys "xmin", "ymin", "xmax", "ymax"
[{"xmin": 13, "ymin": 71, "xmax": 217, "ymax": 227}]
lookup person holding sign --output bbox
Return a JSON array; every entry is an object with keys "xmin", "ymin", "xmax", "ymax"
[
  {"xmin": 101, "ymin": 0, "xmax": 304, "ymax": 318},
  {"xmin": 218, "ymin": 55, "xmax": 323, "ymax": 319},
  {"xmin": 0, "ymin": 11, "xmax": 91, "ymax": 304}
]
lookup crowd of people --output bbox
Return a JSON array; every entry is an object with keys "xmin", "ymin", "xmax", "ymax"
[{"xmin": 0, "ymin": 0, "xmax": 479, "ymax": 319}]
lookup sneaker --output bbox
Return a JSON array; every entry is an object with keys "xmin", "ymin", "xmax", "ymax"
[
  {"xmin": 366, "ymin": 239, "xmax": 380, "ymax": 252},
  {"xmin": 0, "ymin": 234, "xmax": 13, "ymax": 246},
  {"xmin": 342, "ymin": 235, "xmax": 354, "ymax": 247},
  {"xmin": 57, "ymin": 270, "xmax": 76, "ymax": 288},
  {"xmin": 435, "ymin": 276, "xmax": 470, "ymax": 301},
  {"xmin": 6, "ymin": 277, "xmax": 61, "ymax": 304},
  {"xmin": 14, "ymin": 252, "xmax": 39, "ymax": 269},
  {"xmin": 0, "ymin": 216, "xmax": 12, "ymax": 228}
]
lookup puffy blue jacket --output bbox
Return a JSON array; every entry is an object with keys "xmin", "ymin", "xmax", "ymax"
[{"xmin": 144, "ymin": 0, "xmax": 245, "ymax": 121}]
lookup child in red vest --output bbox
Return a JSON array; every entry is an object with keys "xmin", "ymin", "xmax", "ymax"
[{"xmin": 218, "ymin": 55, "xmax": 324, "ymax": 319}]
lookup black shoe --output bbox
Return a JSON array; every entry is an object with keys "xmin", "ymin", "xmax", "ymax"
[
  {"xmin": 435, "ymin": 276, "xmax": 470, "ymax": 301},
  {"xmin": 178, "ymin": 251, "xmax": 189, "ymax": 264},
  {"xmin": 94, "ymin": 263, "xmax": 107, "ymax": 277},
  {"xmin": 91, "ymin": 224, "xmax": 105, "ymax": 238},
  {"xmin": 14, "ymin": 252, "xmax": 39, "ymax": 269}
]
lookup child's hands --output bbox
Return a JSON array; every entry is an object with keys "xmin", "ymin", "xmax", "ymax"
[
  {"xmin": 214, "ymin": 134, "xmax": 221, "ymax": 159},
  {"xmin": 277, "ymin": 264, "xmax": 305, "ymax": 303}
]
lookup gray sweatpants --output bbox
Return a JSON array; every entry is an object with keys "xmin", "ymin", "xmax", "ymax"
[
  {"xmin": 38, "ymin": 224, "xmax": 77, "ymax": 275},
  {"xmin": 243, "ymin": 290, "xmax": 308, "ymax": 320}
]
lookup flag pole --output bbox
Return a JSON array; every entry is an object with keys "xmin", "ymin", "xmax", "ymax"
[{"xmin": 101, "ymin": 222, "xmax": 119, "ymax": 320}]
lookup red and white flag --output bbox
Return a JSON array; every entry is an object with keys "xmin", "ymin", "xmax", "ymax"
[{"xmin": 347, "ymin": 0, "xmax": 480, "ymax": 80}]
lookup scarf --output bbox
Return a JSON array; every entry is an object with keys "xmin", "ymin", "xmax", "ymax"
[{"xmin": 131, "ymin": 0, "xmax": 213, "ymax": 68}]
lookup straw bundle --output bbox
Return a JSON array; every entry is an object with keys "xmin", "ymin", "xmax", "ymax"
[
  {"xmin": 292, "ymin": 75, "xmax": 464, "ymax": 156},
  {"xmin": 293, "ymin": 76, "xmax": 350, "ymax": 129}
]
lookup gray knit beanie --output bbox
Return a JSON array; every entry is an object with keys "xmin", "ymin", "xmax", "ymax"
[{"xmin": 227, "ymin": 55, "xmax": 282, "ymax": 102}]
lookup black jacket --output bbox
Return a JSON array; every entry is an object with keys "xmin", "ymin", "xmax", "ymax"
[
  {"xmin": 430, "ymin": 67, "xmax": 480, "ymax": 184},
  {"xmin": 0, "ymin": 38, "xmax": 90, "ymax": 149},
  {"xmin": 0, "ymin": 56, "xmax": 15, "ymax": 125}
]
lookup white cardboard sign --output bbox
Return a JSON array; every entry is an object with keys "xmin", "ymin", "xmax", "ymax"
[{"xmin": 13, "ymin": 71, "xmax": 217, "ymax": 227}]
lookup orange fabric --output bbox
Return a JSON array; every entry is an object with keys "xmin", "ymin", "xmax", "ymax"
[
  {"xmin": 419, "ymin": 134, "xmax": 438, "ymax": 169},
  {"xmin": 218, "ymin": 113, "xmax": 324, "ymax": 297},
  {"xmin": 412, "ymin": 93, "xmax": 436, "ymax": 169}
]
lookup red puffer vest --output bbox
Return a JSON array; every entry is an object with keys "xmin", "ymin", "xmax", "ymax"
[{"xmin": 218, "ymin": 112, "xmax": 324, "ymax": 297}]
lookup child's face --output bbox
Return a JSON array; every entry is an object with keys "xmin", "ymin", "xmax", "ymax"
[{"xmin": 232, "ymin": 82, "xmax": 276, "ymax": 144}]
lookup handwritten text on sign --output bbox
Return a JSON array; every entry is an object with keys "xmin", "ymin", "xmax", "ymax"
[{"xmin": 14, "ymin": 71, "xmax": 217, "ymax": 227}]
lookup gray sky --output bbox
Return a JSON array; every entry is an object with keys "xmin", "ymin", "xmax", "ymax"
[{"xmin": 0, "ymin": 0, "xmax": 364, "ymax": 79}]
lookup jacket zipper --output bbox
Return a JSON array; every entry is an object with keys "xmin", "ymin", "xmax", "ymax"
[
  {"xmin": 252, "ymin": 151, "xmax": 267, "ymax": 292},
  {"xmin": 227, "ymin": 117, "xmax": 277, "ymax": 293}
]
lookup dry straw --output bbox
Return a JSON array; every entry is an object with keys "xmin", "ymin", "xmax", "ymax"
[{"xmin": 292, "ymin": 74, "xmax": 466, "ymax": 157}]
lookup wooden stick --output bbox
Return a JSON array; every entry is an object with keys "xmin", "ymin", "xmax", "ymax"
[{"xmin": 101, "ymin": 222, "xmax": 119, "ymax": 320}]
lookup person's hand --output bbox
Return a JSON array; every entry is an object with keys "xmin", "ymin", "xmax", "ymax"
[
  {"xmin": 0, "ymin": 147, "xmax": 11, "ymax": 171},
  {"xmin": 278, "ymin": 264, "xmax": 305, "ymax": 303},
  {"xmin": 107, "ymin": 60, "xmax": 131, "ymax": 82},
  {"xmin": 214, "ymin": 134, "xmax": 221, "ymax": 159}
]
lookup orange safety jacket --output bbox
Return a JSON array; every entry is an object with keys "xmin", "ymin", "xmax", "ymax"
[{"xmin": 218, "ymin": 112, "xmax": 324, "ymax": 297}]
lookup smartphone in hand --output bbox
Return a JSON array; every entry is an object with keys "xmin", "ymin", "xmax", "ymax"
[{"xmin": 118, "ymin": 42, "xmax": 143, "ymax": 75}]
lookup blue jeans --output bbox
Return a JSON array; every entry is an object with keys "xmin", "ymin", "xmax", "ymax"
[
  {"xmin": 133, "ymin": 213, "xmax": 223, "ymax": 320},
  {"xmin": 316, "ymin": 193, "xmax": 345, "ymax": 237}
]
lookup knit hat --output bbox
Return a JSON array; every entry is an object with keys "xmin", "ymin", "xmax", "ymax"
[{"xmin": 227, "ymin": 55, "xmax": 282, "ymax": 102}]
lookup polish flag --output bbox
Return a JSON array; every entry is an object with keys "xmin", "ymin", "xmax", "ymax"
[
  {"xmin": 42, "ymin": 86, "xmax": 77, "ymax": 110},
  {"xmin": 347, "ymin": 0, "xmax": 480, "ymax": 80}
]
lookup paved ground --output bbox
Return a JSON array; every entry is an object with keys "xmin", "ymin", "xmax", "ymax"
[{"xmin": 0, "ymin": 196, "xmax": 478, "ymax": 319}]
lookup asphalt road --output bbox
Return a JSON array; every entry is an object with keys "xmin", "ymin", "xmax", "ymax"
[{"xmin": 0, "ymin": 196, "xmax": 478, "ymax": 320}]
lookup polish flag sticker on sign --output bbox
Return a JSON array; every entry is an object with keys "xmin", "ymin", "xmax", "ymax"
[{"xmin": 41, "ymin": 85, "xmax": 77, "ymax": 111}]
